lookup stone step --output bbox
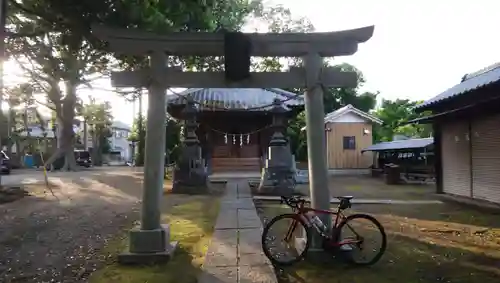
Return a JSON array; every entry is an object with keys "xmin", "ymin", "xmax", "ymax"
[{"xmin": 212, "ymin": 158, "xmax": 261, "ymax": 173}]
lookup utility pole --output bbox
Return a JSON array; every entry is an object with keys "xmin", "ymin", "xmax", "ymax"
[{"xmin": 0, "ymin": 0, "xmax": 8, "ymax": 188}]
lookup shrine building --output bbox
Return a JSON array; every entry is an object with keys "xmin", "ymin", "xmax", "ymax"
[{"xmin": 167, "ymin": 88, "xmax": 304, "ymax": 174}]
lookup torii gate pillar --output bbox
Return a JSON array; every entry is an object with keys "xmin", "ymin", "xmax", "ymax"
[
  {"xmin": 92, "ymin": 24, "xmax": 374, "ymax": 262},
  {"xmin": 118, "ymin": 52, "xmax": 177, "ymax": 264}
]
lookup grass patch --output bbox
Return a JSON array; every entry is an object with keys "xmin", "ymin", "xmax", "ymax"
[
  {"xmin": 255, "ymin": 200, "xmax": 500, "ymax": 283},
  {"xmin": 89, "ymin": 195, "xmax": 221, "ymax": 283},
  {"xmin": 163, "ymin": 180, "xmax": 226, "ymax": 196}
]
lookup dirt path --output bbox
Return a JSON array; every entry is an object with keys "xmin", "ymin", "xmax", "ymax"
[{"xmin": 0, "ymin": 169, "xmax": 144, "ymax": 282}]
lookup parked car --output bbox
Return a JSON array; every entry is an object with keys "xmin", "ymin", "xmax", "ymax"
[
  {"xmin": 74, "ymin": 150, "xmax": 92, "ymax": 168},
  {"xmin": 0, "ymin": 151, "xmax": 11, "ymax": 174},
  {"xmin": 48, "ymin": 150, "xmax": 92, "ymax": 170}
]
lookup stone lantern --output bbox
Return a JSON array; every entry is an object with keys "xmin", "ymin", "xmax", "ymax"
[
  {"xmin": 257, "ymin": 98, "xmax": 296, "ymax": 195},
  {"xmin": 172, "ymin": 98, "xmax": 208, "ymax": 194}
]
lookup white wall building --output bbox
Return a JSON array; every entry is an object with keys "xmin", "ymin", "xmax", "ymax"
[{"xmin": 109, "ymin": 121, "xmax": 133, "ymax": 161}]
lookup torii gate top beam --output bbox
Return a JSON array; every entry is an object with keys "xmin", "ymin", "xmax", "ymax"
[{"xmin": 91, "ymin": 25, "xmax": 374, "ymax": 57}]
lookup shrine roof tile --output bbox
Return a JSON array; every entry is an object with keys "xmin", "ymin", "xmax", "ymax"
[{"xmin": 167, "ymin": 88, "xmax": 304, "ymax": 111}]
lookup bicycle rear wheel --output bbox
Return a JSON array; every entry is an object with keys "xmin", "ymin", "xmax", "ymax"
[
  {"xmin": 261, "ymin": 213, "xmax": 311, "ymax": 266},
  {"xmin": 334, "ymin": 214, "xmax": 387, "ymax": 266}
]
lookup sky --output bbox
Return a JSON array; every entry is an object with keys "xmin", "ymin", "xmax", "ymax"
[{"xmin": 4, "ymin": 0, "xmax": 500, "ymax": 126}]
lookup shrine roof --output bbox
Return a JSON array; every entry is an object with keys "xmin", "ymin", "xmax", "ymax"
[{"xmin": 166, "ymin": 88, "xmax": 304, "ymax": 111}]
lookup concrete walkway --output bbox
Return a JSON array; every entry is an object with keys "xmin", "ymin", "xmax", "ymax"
[{"xmin": 198, "ymin": 180, "xmax": 276, "ymax": 283}]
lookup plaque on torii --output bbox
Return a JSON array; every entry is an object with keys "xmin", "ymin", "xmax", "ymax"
[{"xmin": 91, "ymin": 24, "xmax": 374, "ymax": 264}]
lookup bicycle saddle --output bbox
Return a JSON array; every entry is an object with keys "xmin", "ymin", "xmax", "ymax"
[{"xmin": 336, "ymin": 196, "xmax": 354, "ymax": 201}]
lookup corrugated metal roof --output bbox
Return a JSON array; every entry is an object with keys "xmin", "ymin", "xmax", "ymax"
[
  {"xmin": 417, "ymin": 63, "xmax": 500, "ymax": 109},
  {"xmin": 167, "ymin": 88, "xmax": 304, "ymax": 111},
  {"xmin": 361, "ymin": 138, "xmax": 434, "ymax": 152}
]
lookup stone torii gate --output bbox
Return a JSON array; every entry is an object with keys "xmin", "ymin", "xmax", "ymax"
[{"xmin": 92, "ymin": 25, "xmax": 374, "ymax": 263}]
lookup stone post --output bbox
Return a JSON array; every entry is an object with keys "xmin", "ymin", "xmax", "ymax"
[{"xmin": 118, "ymin": 52, "xmax": 177, "ymax": 264}]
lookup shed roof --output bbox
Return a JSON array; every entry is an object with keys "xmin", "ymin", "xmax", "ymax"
[
  {"xmin": 361, "ymin": 137, "xmax": 434, "ymax": 152},
  {"xmin": 300, "ymin": 104, "xmax": 382, "ymax": 131},
  {"xmin": 167, "ymin": 88, "xmax": 304, "ymax": 111},
  {"xmin": 324, "ymin": 104, "xmax": 382, "ymax": 124},
  {"xmin": 417, "ymin": 62, "xmax": 500, "ymax": 109}
]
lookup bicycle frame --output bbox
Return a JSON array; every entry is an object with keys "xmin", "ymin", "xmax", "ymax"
[{"xmin": 284, "ymin": 200, "xmax": 362, "ymax": 247}]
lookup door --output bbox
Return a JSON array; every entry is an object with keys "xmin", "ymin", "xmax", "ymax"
[
  {"xmin": 441, "ymin": 121, "xmax": 471, "ymax": 197},
  {"xmin": 471, "ymin": 114, "xmax": 500, "ymax": 204}
]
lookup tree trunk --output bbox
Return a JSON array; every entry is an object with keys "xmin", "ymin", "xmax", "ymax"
[
  {"xmin": 83, "ymin": 119, "xmax": 88, "ymax": 150},
  {"xmin": 15, "ymin": 140, "xmax": 21, "ymax": 165},
  {"xmin": 44, "ymin": 83, "xmax": 78, "ymax": 171},
  {"xmin": 23, "ymin": 107, "xmax": 31, "ymax": 153},
  {"xmin": 91, "ymin": 131, "xmax": 102, "ymax": 166}
]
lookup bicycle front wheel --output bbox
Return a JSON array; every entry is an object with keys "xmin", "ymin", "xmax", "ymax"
[
  {"xmin": 334, "ymin": 214, "xmax": 387, "ymax": 266},
  {"xmin": 261, "ymin": 213, "xmax": 311, "ymax": 266}
]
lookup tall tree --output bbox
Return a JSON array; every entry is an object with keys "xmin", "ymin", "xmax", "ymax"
[
  {"xmin": 127, "ymin": 115, "xmax": 145, "ymax": 164},
  {"xmin": 322, "ymin": 63, "xmax": 378, "ymax": 114},
  {"xmin": 5, "ymin": 84, "xmax": 37, "ymax": 152},
  {"xmin": 80, "ymin": 98, "xmax": 113, "ymax": 166},
  {"xmin": 7, "ymin": 0, "xmax": 254, "ymax": 170},
  {"xmin": 241, "ymin": 4, "xmax": 379, "ymax": 160},
  {"xmin": 373, "ymin": 99, "xmax": 432, "ymax": 142},
  {"xmin": 287, "ymin": 63, "xmax": 378, "ymax": 160}
]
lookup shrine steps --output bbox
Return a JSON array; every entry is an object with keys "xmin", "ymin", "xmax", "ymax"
[{"xmin": 212, "ymin": 157, "xmax": 261, "ymax": 173}]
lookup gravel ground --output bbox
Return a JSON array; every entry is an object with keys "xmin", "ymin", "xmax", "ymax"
[{"xmin": 0, "ymin": 169, "xmax": 143, "ymax": 283}]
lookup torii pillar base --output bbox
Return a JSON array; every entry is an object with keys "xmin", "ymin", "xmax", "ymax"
[{"xmin": 118, "ymin": 224, "xmax": 178, "ymax": 265}]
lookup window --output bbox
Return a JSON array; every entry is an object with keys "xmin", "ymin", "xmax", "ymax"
[{"xmin": 343, "ymin": 136, "xmax": 356, "ymax": 150}]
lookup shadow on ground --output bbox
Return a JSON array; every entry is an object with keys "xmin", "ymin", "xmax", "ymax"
[{"xmin": 0, "ymin": 168, "xmax": 223, "ymax": 283}]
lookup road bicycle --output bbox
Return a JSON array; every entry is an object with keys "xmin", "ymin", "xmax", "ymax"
[{"xmin": 261, "ymin": 195, "xmax": 387, "ymax": 266}]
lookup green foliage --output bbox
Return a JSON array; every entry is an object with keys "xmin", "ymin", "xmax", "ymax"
[
  {"xmin": 128, "ymin": 115, "xmax": 145, "ymax": 165},
  {"xmin": 129, "ymin": 116, "xmax": 182, "ymax": 165},
  {"xmin": 2, "ymin": 83, "xmax": 48, "ymax": 155},
  {"xmin": 8, "ymin": 0, "xmax": 260, "ymax": 169},
  {"xmin": 127, "ymin": 117, "xmax": 141, "ymax": 143},
  {"xmin": 372, "ymin": 99, "xmax": 432, "ymax": 142},
  {"xmin": 165, "ymin": 119, "xmax": 182, "ymax": 164},
  {"xmin": 286, "ymin": 63, "xmax": 378, "ymax": 161},
  {"xmin": 117, "ymin": 0, "xmax": 259, "ymax": 72},
  {"xmin": 80, "ymin": 98, "xmax": 113, "ymax": 164},
  {"xmin": 241, "ymin": 6, "xmax": 379, "ymax": 161},
  {"xmin": 287, "ymin": 112, "xmax": 307, "ymax": 160},
  {"xmin": 322, "ymin": 63, "xmax": 378, "ymax": 114},
  {"xmin": 100, "ymin": 133, "xmax": 112, "ymax": 154}
]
